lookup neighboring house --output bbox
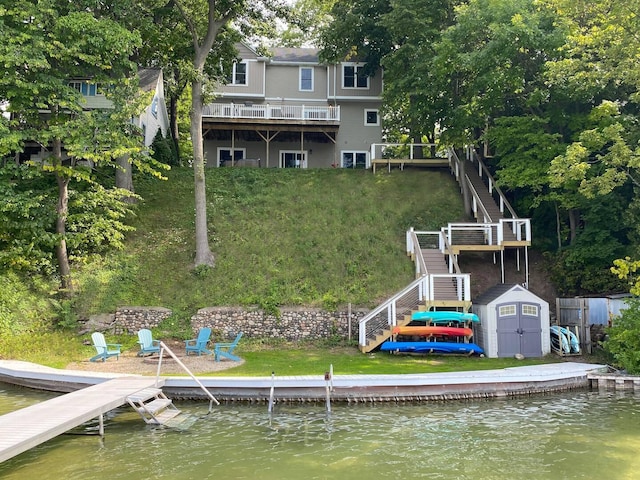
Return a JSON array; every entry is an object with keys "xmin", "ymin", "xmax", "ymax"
[
  {"xmin": 202, "ymin": 44, "xmax": 383, "ymax": 169},
  {"xmin": 18, "ymin": 68, "xmax": 169, "ymax": 163}
]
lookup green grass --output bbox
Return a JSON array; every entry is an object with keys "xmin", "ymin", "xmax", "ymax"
[{"xmin": 72, "ymin": 167, "xmax": 467, "ymax": 318}]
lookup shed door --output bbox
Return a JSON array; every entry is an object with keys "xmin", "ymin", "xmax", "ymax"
[{"xmin": 496, "ymin": 302, "xmax": 542, "ymax": 357}]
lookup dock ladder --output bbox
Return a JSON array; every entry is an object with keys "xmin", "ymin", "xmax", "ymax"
[{"xmin": 126, "ymin": 340, "xmax": 220, "ymax": 427}]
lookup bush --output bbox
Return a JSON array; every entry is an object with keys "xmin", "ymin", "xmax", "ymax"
[{"xmin": 603, "ymin": 298, "xmax": 640, "ymax": 373}]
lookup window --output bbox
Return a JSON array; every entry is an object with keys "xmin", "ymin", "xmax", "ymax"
[
  {"xmin": 151, "ymin": 96, "xmax": 158, "ymax": 118},
  {"xmin": 498, "ymin": 305, "xmax": 517, "ymax": 317},
  {"xmin": 522, "ymin": 304, "xmax": 539, "ymax": 316},
  {"xmin": 342, "ymin": 64, "xmax": 368, "ymax": 89},
  {"xmin": 218, "ymin": 148, "xmax": 245, "ymax": 167},
  {"xmin": 364, "ymin": 109, "xmax": 379, "ymax": 126},
  {"xmin": 280, "ymin": 151, "xmax": 306, "ymax": 168},
  {"xmin": 300, "ymin": 67, "xmax": 313, "ymax": 91},
  {"xmin": 68, "ymin": 81, "xmax": 101, "ymax": 96},
  {"xmin": 341, "ymin": 151, "xmax": 367, "ymax": 169},
  {"xmin": 228, "ymin": 62, "xmax": 247, "ymax": 85}
]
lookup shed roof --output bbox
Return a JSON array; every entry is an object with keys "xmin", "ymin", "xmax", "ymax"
[{"xmin": 473, "ymin": 284, "xmax": 531, "ymax": 305}]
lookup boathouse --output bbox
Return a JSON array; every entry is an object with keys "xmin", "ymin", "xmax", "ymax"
[{"xmin": 471, "ymin": 284, "xmax": 550, "ymax": 358}]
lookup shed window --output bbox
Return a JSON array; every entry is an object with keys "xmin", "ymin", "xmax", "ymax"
[
  {"xmin": 498, "ymin": 305, "xmax": 516, "ymax": 317},
  {"xmin": 522, "ymin": 304, "xmax": 538, "ymax": 316}
]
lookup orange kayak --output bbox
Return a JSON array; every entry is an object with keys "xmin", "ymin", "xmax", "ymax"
[{"xmin": 392, "ymin": 326, "xmax": 473, "ymax": 337}]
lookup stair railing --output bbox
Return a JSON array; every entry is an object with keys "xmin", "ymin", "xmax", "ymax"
[{"xmin": 157, "ymin": 341, "xmax": 220, "ymax": 411}]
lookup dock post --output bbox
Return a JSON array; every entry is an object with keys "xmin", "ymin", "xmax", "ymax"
[
  {"xmin": 324, "ymin": 369, "xmax": 332, "ymax": 413},
  {"xmin": 98, "ymin": 414, "xmax": 104, "ymax": 437},
  {"xmin": 268, "ymin": 372, "xmax": 275, "ymax": 413}
]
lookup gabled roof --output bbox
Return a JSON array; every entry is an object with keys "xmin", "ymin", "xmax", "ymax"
[
  {"xmin": 473, "ymin": 284, "xmax": 531, "ymax": 304},
  {"xmin": 270, "ymin": 48, "xmax": 320, "ymax": 64},
  {"xmin": 138, "ymin": 68, "xmax": 162, "ymax": 92}
]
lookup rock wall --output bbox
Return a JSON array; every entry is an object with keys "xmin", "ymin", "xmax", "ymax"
[
  {"xmin": 112, "ymin": 306, "xmax": 173, "ymax": 334},
  {"xmin": 101, "ymin": 306, "xmax": 368, "ymax": 341},
  {"xmin": 191, "ymin": 307, "xmax": 367, "ymax": 341}
]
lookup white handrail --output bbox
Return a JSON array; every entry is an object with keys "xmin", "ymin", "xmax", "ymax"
[{"xmin": 156, "ymin": 341, "xmax": 220, "ymax": 411}]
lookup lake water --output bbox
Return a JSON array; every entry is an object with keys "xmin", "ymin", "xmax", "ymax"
[{"xmin": 1, "ymin": 382, "xmax": 639, "ymax": 479}]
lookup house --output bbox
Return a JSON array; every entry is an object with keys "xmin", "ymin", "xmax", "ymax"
[
  {"xmin": 202, "ymin": 44, "xmax": 383, "ymax": 169},
  {"xmin": 471, "ymin": 284, "xmax": 551, "ymax": 358},
  {"xmin": 18, "ymin": 68, "xmax": 169, "ymax": 163}
]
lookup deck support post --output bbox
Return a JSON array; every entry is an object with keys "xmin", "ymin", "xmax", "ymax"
[
  {"xmin": 500, "ymin": 250, "xmax": 505, "ymax": 283},
  {"xmin": 98, "ymin": 413, "xmax": 104, "ymax": 437}
]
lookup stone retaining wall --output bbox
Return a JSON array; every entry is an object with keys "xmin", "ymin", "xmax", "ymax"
[
  {"xmin": 112, "ymin": 306, "xmax": 173, "ymax": 334},
  {"xmin": 106, "ymin": 306, "xmax": 368, "ymax": 341},
  {"xmin": 191, "ymin": 307, "xmax": 368, "ymax": 341}
]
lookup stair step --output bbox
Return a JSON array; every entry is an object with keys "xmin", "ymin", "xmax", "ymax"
[
  {"xmin": 136, "ymin": 398, "xmax": 173, "ymax": 415},
  {"xmin": 127, "ymin": 388, "xmax": 163, "ymax": 403},
  {"xmin": 153, "ymin": 409, "xmax": 182, "ymax": 424}
]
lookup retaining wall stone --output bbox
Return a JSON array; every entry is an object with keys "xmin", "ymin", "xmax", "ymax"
[{"xmin": 112, "ymin": 306, "xmax": 173, "ymax": 334}]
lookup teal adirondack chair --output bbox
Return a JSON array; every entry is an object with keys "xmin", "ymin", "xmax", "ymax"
[
  {"xmin": 214, "ymin": 332, "xmax": 243, "ymax": 362},
  {"xmin": 137, "ymin": 329, "xmax": 161, "ymax": 356},
  {"xmin": 185, "ymin": 327, "xmax": 212, "ymax": 356},
  {"xmin": 89, "ymin": 332, "xmax": 121, "ymax": 362}
]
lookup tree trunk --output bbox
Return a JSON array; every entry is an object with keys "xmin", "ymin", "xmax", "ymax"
[
  {"xmin": 169, "ymin": 87, "xmax": 181, "ymax": 165},
  {"xmin": 115, "ymin": 155, "xmax": 136, "ymax": 203},
  {"xmin": 555, "ymin": 202, "xmax": 562, "ymax": 251},
  {"xmin": 568, "ymin": 208, "xmax": 579, "ymax": 245},
  {"xmin": 53, "ymin": 138, "xmax": 73, "ymax": 292},
  {"xmin": 191, "ymin": 78, "xmax": 214, "ymax": 267}
]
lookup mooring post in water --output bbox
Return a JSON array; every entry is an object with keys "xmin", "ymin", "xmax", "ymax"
[
  {"xmin": 324, "ymin": 369, "xmax": 332, "ymax": 413},
  {"xmin": 268, "ymin": 371, "xmax": 275, "ymax": 413},
  {"xmin": 98, "ymin": 413, "xmax": 104, "ymax": 437}
]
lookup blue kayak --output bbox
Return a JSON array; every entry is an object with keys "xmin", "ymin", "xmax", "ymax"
[
  {"xmin": 380, "ymin": 341, "xmax": 484, "ymax": 355},
  {"xmin": 411, "ymin": 311, "xmax": 480, "ymax": 323}
]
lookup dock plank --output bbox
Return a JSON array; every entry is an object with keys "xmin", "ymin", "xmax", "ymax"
[{"xmin": 0, "ymin": 376, "xmax": 161, "ymax": 463}]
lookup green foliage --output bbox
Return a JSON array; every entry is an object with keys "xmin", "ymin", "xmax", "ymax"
[
  {"xmin": 0, "ymin": 272, "xmax": 56, "ymax": 335},
  {"xmin": 150, "ymin": 130, "xmax": 179, "ymax": 166},
  {"xmin": 72, "ymin": 168, "xmax": 465, "ymax": 317},
  {"xmin": 603, "ymin": 298, "xmax": 640, "ymax": 374}
]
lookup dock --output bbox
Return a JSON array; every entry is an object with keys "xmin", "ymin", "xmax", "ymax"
[{"xmin": 0, "ymin": 376, "xmax": 161, "ymax": 463}]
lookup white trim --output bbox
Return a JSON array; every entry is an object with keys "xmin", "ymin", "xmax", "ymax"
[
  {"xmin": 342, "ymin": 62, "xmax": 369, "ymax": 90},
  {"xmin": 299, "ymin": 66, "xmax": 314, "ymax": 92},
  {"xmin": 340, "ymin": 150, "xmax": 369, "ymax": 169},
  {"xmin": 217, "ymin": 147, "xmax": 246, "ymax": 167},
  {"xmin": 265, "ymin": 97, "xmax": 326, "ymax": 103},
  {"xmin": 279, "ymin": 150, "xmax": 307, "ymax": 169},
  {"xmin": 364, "ymin": 109, "xmax": 379, "ymax": 126}
]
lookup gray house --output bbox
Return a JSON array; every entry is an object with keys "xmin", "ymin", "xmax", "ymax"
[
  {"xmin": 203, "ymin": 44, "xmax": 383, "ymax": 169},
  {"xmin": 472, "ymin": 284, "xmax": 551, "ymax": 358}
]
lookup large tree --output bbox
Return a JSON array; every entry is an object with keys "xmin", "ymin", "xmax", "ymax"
[{"xmin": 0, "ymin": 0, "xmax": 157, "ymax": 290}]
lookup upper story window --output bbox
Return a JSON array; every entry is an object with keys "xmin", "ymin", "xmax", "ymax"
[
  {"xmin": 300, "ymin": 67, "xmax": 313, "ymax": 91},
  {"xmin": 151, "ymin": 96, "xmax": 158, "ymax": 118},
  {"xmin": 228, "ymin": 61, "xmax": 248, "ymax": 85},
  {"xmin": 342, "ymin": 64, "xmax": 368, "ymax": 89},
  {"xmin": 364, "ymin": 109, "xmax": 379, "ymax": 126},
  {"xmin": 68, "ymin": 81, "xmax": 102, "ymax": 96}
]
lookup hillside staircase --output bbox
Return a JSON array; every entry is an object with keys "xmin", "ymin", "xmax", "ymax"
[{"xmin": 359, "ymin": 146, "xmax": 531, "ymax": 353}]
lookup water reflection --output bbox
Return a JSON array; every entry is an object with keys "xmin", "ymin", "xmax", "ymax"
[{"xmin": 1, "ymin": 384, "xmax": 640, "ymax": 480}]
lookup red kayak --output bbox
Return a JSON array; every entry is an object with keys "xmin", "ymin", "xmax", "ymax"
[{"xmin": 392, "ymin": 326, "xmax": 473, "ymax": 337}]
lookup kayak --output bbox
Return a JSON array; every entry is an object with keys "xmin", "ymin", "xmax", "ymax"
[
  {"xmin": 380, "ymin": 341, "xmax": 484, "ymax": 355},
  {"xmin": 550, "ymin": 325, "xmax": 570, "ymax": 354},
  {"xmin": 411, "ymin": 311, "xmax": 480, "ymax": 323},
  {"xmin": 392, "ymin": 326, "xmax": 473, "ymax": 337}
]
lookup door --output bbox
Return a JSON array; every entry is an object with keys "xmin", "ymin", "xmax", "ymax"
[
  {"xmin": 496, "ymin": 302, "xmax": 542, "ymax": 357},
  {"xmin": 280, "ymin": 151, "xmax": 306, "ymax": 168}
]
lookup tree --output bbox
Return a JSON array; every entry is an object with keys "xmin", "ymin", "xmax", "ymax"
[{"xmin": 0, "ymin": 1, "xmax": 160, "ymax": 290}]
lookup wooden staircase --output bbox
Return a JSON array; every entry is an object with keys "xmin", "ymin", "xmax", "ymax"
[{"xmin": 126, "ymin": 387, "xmax": 181, "ymax": 425}]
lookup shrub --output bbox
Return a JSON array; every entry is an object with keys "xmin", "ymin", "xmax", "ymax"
[{"xmin": 603, "ymin": 298, "xmax": 640, "ymax": 373}]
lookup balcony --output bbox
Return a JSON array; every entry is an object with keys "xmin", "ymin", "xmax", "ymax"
[{"xmin": 202, "ymin": 103, "xmax": 340, "ymax": 122}]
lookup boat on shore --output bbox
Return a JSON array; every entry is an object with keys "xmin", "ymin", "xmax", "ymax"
[
  {"xmin": 392, "ymin": 326, "xmax": 473, "ymax": 337},
  {"xmin": 411, "ymin": 311, "xmax": 480, "ymax": 324},
  {"xmin": 380, "ymin": 341, "xmax": 484, "ymax": 356}
]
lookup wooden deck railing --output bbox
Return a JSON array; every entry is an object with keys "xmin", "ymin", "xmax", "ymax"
[{"xmin": 202, "ymin": 103, "xmax": 340, "ymax": 121}]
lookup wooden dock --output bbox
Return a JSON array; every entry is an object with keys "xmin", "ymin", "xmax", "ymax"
[{"xmin": 0, "ymin": 376, "xmax": 161, "ymax": 463}]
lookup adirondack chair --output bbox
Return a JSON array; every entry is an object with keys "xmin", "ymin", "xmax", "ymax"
[
  {"xmin": 137, "ymin": 329, "xmax": 161, "ymax": 357},
  {"xmin": 214, "ymin": 332, "xmax": 243, "ymax": 362},
  {"xmin": 184, "ymin": 327, "xmax": 212, "ymax": 356},
  {"xmin": 89, "ymin": 332, "xmax": 121, "ymax": 362}
]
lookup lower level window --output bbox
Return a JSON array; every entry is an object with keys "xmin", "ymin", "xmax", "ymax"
[{"xmin": 341, "ymin": 151, "xmax": 367, "ymax": 169}]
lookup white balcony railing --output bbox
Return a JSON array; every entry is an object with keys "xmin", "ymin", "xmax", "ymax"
[{"xmin": 202, "ymin": 103, "xmax": 340, "ymax": 122}]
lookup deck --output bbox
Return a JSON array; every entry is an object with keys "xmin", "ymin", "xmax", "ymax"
[{"xmin": 0, "ymin": 375, "xmax": 161, "ymax": 463}]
